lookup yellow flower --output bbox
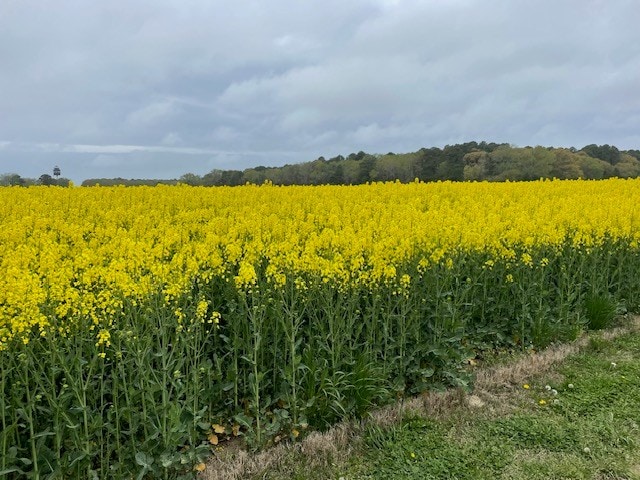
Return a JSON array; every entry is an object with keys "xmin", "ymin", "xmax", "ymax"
[
  {"xmin": 521, "ymin": 252, "xmax": 533, "ymax": 267},
  {"xmin": 523, "ymin": 384, "xmax": 530, "ymax": 389},
  {"xmin": 95, "ymin": 329, "xmax": 111, "ymax": 348},
  {"xmin": 195, "ymin": 299, "xmax": 209, "ymax": 322},
  {"xmin": 2, "ymin": 179, "xmax": 640, "ymax": 348}
]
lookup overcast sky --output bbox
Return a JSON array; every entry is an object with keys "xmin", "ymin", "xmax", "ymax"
[{"xmin": 1, "ymin": 0, "xmax": 639, "ymax": 182}]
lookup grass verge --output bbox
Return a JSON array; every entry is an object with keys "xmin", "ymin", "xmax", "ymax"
[{"xmin": 203, "ymin": 316, "xmax": 640, "ymax": 480}]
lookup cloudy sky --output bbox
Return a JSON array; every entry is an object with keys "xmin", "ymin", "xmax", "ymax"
[{"xmin": 1, "ymin": 0, "xmax": 639, "ymax": 183}]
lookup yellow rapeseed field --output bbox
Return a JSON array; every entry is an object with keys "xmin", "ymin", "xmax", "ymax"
[
  {"xmin": 1, "ymin": 179, "xmax": 639, "ymax": 351},
  {"xmin": 4, "ymin": 178, "xmax": 640, "ymax": 477}
]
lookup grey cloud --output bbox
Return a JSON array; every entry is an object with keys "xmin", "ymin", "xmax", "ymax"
[
  {"xmin": 91, "ymin": 154, "xmax": 125, "ymax": 168},
  {"xmin": 1, "ymin": 0, "xmax": 639, "ymax": 181}
]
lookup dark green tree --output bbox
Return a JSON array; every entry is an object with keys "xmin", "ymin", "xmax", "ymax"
[
  {"xmin": 38, "ymin": 174, "xmax": 55, "ymax": 186},
  {"xmin": 356, "ymin": 155, "xmax": 377, "ymax": 183},
  {"xmin": 580, "ymin": 144, "xmax": 621, "ymax": 165}
]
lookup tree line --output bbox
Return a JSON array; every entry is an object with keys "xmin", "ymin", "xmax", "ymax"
[
  {"xmin": 3, "ymin": 143, "xmax": 640, "ymax": 187},
  {"xmin": 0, "ymin": 172, "xmax": 72, "ymax": 187},
  {"xmin": 168, "ymin": 142, "xmax": 640, "ymax": 186}
]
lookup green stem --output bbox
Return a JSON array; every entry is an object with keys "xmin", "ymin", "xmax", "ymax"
[
  {"xmin": 0, "ymin": 357, "xmax": 7, "ymax": 472},
  {"xmin": 24, "ymin": 363, "xmax": 40, "ymax": 479}
]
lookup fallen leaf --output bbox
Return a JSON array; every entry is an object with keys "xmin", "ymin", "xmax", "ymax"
[{"xmin": 212, "ymin": 423, "xmax": 225, "ymax": 434}]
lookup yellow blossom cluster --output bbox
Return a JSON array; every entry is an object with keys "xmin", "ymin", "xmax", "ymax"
[{"xmin": 1, "ymin": 179, "xmax": 640, "ymax": 349}]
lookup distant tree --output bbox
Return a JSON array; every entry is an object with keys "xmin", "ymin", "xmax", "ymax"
[
  {"xmin": 550, "ymin": 149, "xmax": 583, "ymax": 179},
  {"xmin": 38, "ymin": 174, "xmax": 55, "ymax": 186},
  {"xmin": 242, "ymin": 168, "xmax": 268, "ymax": 185},
  {"xmin": 202, "ymin": 170, "xmax": 223, "ymax": 186},
  {"xmin": 580, "ymin": 144, "xmax": 621, "ymax": 165},
  {"xmin": 528, "ymin": 146, "xmax": 555, "ymax": 179},
  {"xmin": 176, "ymin": 141, "xmax": 635, "ymax": 187},
  {"xmin": 356, "ymin": 155, "xmax": 377, "ymax": 183},
  {"xmin": 484, "ymin": 145, "xmax": 515, "ymax": 179},
  {"xmin": 626, "ymin": 150, "xmax": 640, "ymax": 161},
  {"xmin": 56, "ymin": 178, "xmax": 72, "ymax": 187},
  {"xmin": 340, "ymin": 159, "xmax": 360, "ymax": 184},
  {"xmin": 179, "ymin": 173, "xmax": 203, "ymax": 186},
  {"xmin": 575, "ymin": 154, "xmax": 613, "ymax": 179},
  {"xmin": 347, "ymin": 151, "xmax": 367, "ymax": 161},
  {"xmin": 428, "ymin": 143, "xmax": 485, "ymax": 181},
  {"xmin": 463, "ymin": 151, "xmax": 489, "ymax": 180},
  {"xmin": 0, "ymin": 173, "xmax": 25, "ymax": 186},
  {"xmin": 307, "ymin": 159, "xmax": 330, "ymax": 185},
  {"xmin": 417, "ymin": 147, "xmax": 444, "ymax": 181},
  {"xmin": 328, "ymin": 164, "xmax": 344, "ymax": 184},
  {"xmin": 270, "ymin": 164, "xmax": 304, "ymax": 185},
  {"xmin": 371, "ymin": 153, "xmax": 418, "ymax": 182},
  {"xmin": 220, "ymin": 170, "xmax": 243, "ymax": 186},
  {"xmin": 436, "ymin": 145, "xmax": 466, "ymax": 181},
  {"xmin": 614, "ymin": 154, "xmax": 640, "ymax": 178},
  {"xmin": 80, "ymin": 177, "xmax": 175, "ymax": 186}
]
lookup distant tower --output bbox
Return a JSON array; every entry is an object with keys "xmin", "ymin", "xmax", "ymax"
[{"xmin": 53, "ymin": 165, "xmax": 61, "ymax": 179}]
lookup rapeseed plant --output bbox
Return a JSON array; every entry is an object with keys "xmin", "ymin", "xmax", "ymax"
[{"xmin": 1, "ymin": 179, "xmax": 640, "ymax": 477}]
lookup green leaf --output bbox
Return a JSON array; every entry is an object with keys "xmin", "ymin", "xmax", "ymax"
[
  {"xmin": 0, "ymin": 468, "xmax": 23, "ymax": 476},
  {"xmin": 421, "ymin": 368, "xmax": 435, "ymax": 378},
  {"xmin": 135, "ymin": 452, "xmax": 154, "ymax": 468},
  {"xmin": 221, "ymin": 381, "xmax": 235, "ymax": 391},
  {"xmin": 160, "ymin": 453, "xmax": 174, "ymax": 468},
  {"xmin": 234, "ymin": 412, "xmax": 253, "ymax": 429}
]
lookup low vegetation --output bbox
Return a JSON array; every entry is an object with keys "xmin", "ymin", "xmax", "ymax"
[{"xmin": 215, "ymin": 317, "xmax": 640, "ymax": 480}]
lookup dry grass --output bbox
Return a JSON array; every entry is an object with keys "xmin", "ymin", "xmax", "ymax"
[
  {"xmin": 201, "ymin": 423, "xmax": 360, "ymax": 480},
  {"xmin": 467, "ymin": 315, "xmax": 640, "ymax": 416},
  {"xmin": 478, "ymin": 316, "xmax": 640, "ymax": 391},
  {"xmin": 200, "ymin": 316, "xmax": 640, "ymax": 480}
]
